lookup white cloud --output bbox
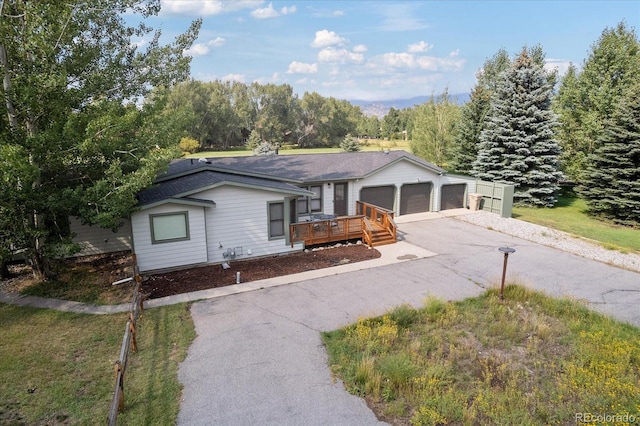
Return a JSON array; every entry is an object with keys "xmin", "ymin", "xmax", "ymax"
[
  {"xmin": 251, "ymin": 2, "xmax": 296, "ymax": 19},
  {"xmin": 366, "ymin": 52, "xmax": 465, "ymax": 73},
  {"xmin": 317, "ymin": 47, "xmax": 364, "ymax": 64},
  {"xmin": 449, "ymin": 49, "xmax": 460, "ymax": 57},
  {"xmin": 415, "ymin": 56, "xmax": 465, "ymax": 71},
  {"xmin": 222, "ymin": 73, "xmax": 246, "ymax": 83},
  {"xmin": 311, "ymin": 30, "xmax": 347, "ymax": 48},
  {"xmin": 161, "ymin": 0, "xmax": 262, "ymax": 16},
  {"xmin": 287, "ymin": 61, "xmax": 318, "ymax": 74},
  {"xmin": 184, "ymin": 43, "xmax": 210, "ymax": 56},
  {"xmin": 251, "ymin": 2, "xmax": 278, "ymax": 19},
  {"xmin": 380, "ymin": 52, "xmax": 416, "ymax": 68},
  {"xmin": 131, "ymin": 38, "xmax": 148, "ymax": 49},
  {"xmin": 333, "ymin": 10, "xmax": 345, "ymax": 16},
  {"xmin": 353, "ymin": 44, "xmax": 368, "ymax": 53},
  {"xmin": 183, "ymin": 37, "xmax": 226, "ymax": 56},
  {"xmin": 407, "ymin": 41, "xmax": 433, "ymax": 53},
  {"xmin": 375, "ymin": 3, "xmax": 428, "ymax": 32},
  {"xmin": 254, "ymin": 72, "xmax": 282, "ymax": 85},
  {"xmin": 545, "ymin": 58, "xmax": 572, "ymax": 76}
]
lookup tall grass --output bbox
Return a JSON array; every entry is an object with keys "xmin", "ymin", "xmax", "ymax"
[{"xmin": 322, "ymin": 286, "xmax": 640, "ymax": 425}]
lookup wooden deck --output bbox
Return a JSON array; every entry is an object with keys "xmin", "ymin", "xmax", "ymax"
[{"xmin": 290, "ymin": 201, "xmax": 397, "ymax": 247}]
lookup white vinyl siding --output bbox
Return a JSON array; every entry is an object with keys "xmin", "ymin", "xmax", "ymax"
[
  {"xmin": 197, "ymin": 186, "xmax": 301, "ymax": 265},
  {"xmin": 69, "ymin": 217, "xmax": 132, "ymax": 256},
  {"xmin": 132, "ymin": 204, "xmax": 207, "ymax": 272},
  {"xmin": 355, "ymin": 160, "xmax": 442, "ymax": 214}
]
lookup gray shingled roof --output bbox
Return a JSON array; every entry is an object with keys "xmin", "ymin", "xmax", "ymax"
[
  {"xmin": 159, "ymin": 151, "xmax": 445, "ymax": 183},
  {"xmin": 138, "ymin": 151, "xmax": 445, "ymax": 207},
  {"xmin": 137, "ymin": 170, "xmax": 312, "ymax": 207}
]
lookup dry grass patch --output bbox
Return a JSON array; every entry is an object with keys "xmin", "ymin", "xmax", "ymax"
[
  {"xmin": 3, "ymin": 252, "xmax": 136, "ymax": 305},
  {"xmin": 322, "ymin": 285, "xmax": 640, "ymax": 425}
]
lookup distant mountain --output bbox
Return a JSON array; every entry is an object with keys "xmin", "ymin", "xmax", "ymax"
[{"xmin": 350, "ymin": 93, "xmax": 470, "ymax": 118}]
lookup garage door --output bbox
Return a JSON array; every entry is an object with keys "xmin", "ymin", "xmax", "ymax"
[
  {"xmin": 360, "ymin": 186, "xmax": 395, "ymax": 211},
  {"xmin": 440, "ymin": 184, "xmax": 467, "ymax": 210},
  {"xmin": 400, "ymin": 183, "xmax": 432, "ymax": 215}
]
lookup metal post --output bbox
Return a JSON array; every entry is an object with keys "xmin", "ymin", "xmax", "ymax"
[{"xmin": 498, "ymin": 247, "xmax": 516, "ymax": 300}]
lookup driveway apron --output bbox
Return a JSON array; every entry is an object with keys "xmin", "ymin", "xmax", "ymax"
[{"xmin": 177, "ymin": 217, "xmax": 640, "ymax": 425}]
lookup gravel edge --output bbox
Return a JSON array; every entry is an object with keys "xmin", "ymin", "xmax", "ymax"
[{"xmin": 456, "ymin": 211, "xmax": 640, "ymax": 273}]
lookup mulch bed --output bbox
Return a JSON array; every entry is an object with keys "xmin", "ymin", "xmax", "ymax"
[{"xmin": 141, "ymin": 243, "xmax": 381, "ymax": 299}]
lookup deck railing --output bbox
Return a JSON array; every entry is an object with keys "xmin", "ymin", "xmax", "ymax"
[
  {"xmin": 355, "ymin": 201, "xmax": 397, "ymax": 243},
  {"xmin": 290, "ymin": 201, "xmax": 397, "ymax": 247},
  {"xmin": 290, "ymin": 216, "xmax": 364, "ymax": 247}
]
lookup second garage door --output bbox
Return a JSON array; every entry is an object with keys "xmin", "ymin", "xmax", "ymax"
[
  {"xmin": 400, "ymin": 183, "xmax": 432, "ymax": 215},
  {"xmin": 360, "ymin": 186, "xmax": 395, "ymax": 211},
  {"xmin": 440, "ymin": 183, "xmax": 467, "ymax": 210}
]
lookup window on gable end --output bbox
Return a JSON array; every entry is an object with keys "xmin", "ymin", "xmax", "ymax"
[{"xmin": 150, "ymin": 212, "xmax": 190, "ymax": 244}]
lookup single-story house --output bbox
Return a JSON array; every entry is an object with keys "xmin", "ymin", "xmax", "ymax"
[{"xmin": 72, "ymin": 151, "xmax": 478, "ymax": 272}]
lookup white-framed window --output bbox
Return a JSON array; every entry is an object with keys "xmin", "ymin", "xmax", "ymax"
[
  {"xmin": 297, "ymin": 185, "xmax": 322, "ymax": 214},
  {"xmin": 150, "ymin": 212, "xmax": 190, "ymax": 244},
  {"xmin": 268, "ymin": 201, "xmax": 285, "ymax": 239}
]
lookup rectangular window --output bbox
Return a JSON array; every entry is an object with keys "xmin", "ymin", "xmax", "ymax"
[
  {"xmin": 297, "ymin": 185, "xmax": 323, "ymax": 214},
  {"xmin": 268, "ymin": 202, "xmax": 285, "ymax": 239},
  {"xmin": 150, "ymin": 212, "xmax": 189, "ymax": 244}
]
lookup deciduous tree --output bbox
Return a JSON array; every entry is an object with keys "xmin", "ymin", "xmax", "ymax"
[
  {"xmin": 410, "ymin": 90, "xmax": 461, "ymax": 168},
  {"xmin": 0, "ymin": 1, "xmax": 199, "ymax": 279}
]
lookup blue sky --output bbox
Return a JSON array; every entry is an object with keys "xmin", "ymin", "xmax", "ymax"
[{"xmin": 136, "ymin": 1, "xmax": 639, "ymax": 101}]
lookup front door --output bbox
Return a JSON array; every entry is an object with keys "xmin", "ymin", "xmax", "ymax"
[{"xmin": 334, "ymin": 183, "xmax": 348, "ymax": 216}]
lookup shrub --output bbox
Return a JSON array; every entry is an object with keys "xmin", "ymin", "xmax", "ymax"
[{"xmin": 179, "ymin": 137, "xmax": 200, "ymax": 154}]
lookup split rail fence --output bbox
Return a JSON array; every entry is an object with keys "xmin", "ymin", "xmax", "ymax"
[{"xmin": 107, "ymin": 256, "xmax": 144, "ymax": 426}]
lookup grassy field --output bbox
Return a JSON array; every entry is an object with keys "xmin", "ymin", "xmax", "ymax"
[
  {"xmin": 323, "ymin": 285, "xmax": 640, "ymax": 425},
  {"xmin": 0, "ymin": 302, "xmax": 195, "ymax": 425},
  {"xmin": 513, "ymin": 196, "xmax": 640, "ymax": 253},
  {"xmin": 187, "ymin": 138, "xmax": 411, "ymax": 158}
]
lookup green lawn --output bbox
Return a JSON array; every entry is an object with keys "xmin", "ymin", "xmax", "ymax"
[
  {"xmin": 0, "ymin": 303, "xmax": 195, "ymax": 425},
  {"xmin": 323, "ymin": 285, "xmax": 640, "ymax": 425},
  {"xmin": 512, "ymin": 196, "xmax": 640, "ymax": 253},
  {"xmin": 187, "ymin": 139, "xmax": 411, "ymax": 158}
]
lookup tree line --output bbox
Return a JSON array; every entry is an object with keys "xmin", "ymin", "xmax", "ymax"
[{"xmin": 0, "ymin": 0, "xmax": 637, "ymax": 281}]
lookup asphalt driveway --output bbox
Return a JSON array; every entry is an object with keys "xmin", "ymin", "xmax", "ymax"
[{"xmin": 177, "ymin": 216, "xmax": 640, "ymax": 425}]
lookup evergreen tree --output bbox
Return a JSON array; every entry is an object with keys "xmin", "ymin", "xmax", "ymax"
[
  {"xmin": 340, "ymin": 134, "xmax": 361, "ymax": 152},
  {"xmin": 449, "ymin": 86, "xmax": 491, "ymax": 174},
  {"xmin": 453, "ymin": 46, "xmax": 554, "ymax": 177},
  {"xmin": 473, "ymin": 49, "xmax": 563, "ymax": 207},
  {"xmin": 579, "ymin": 83, "xmax": 640, "ymax": 225},
  {"xmin": 554, "ymin": 22, "xmax": 640, "ymax": 182}
]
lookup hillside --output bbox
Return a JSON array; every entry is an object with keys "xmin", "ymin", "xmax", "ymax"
[{"xmin": 350, "ymin": 93, "xmax": 470, "ymax": 117}]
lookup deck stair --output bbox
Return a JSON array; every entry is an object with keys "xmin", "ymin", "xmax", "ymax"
[{"xmin": 369, "ymin": 221, "xmax": 396, "ymax": 246}]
